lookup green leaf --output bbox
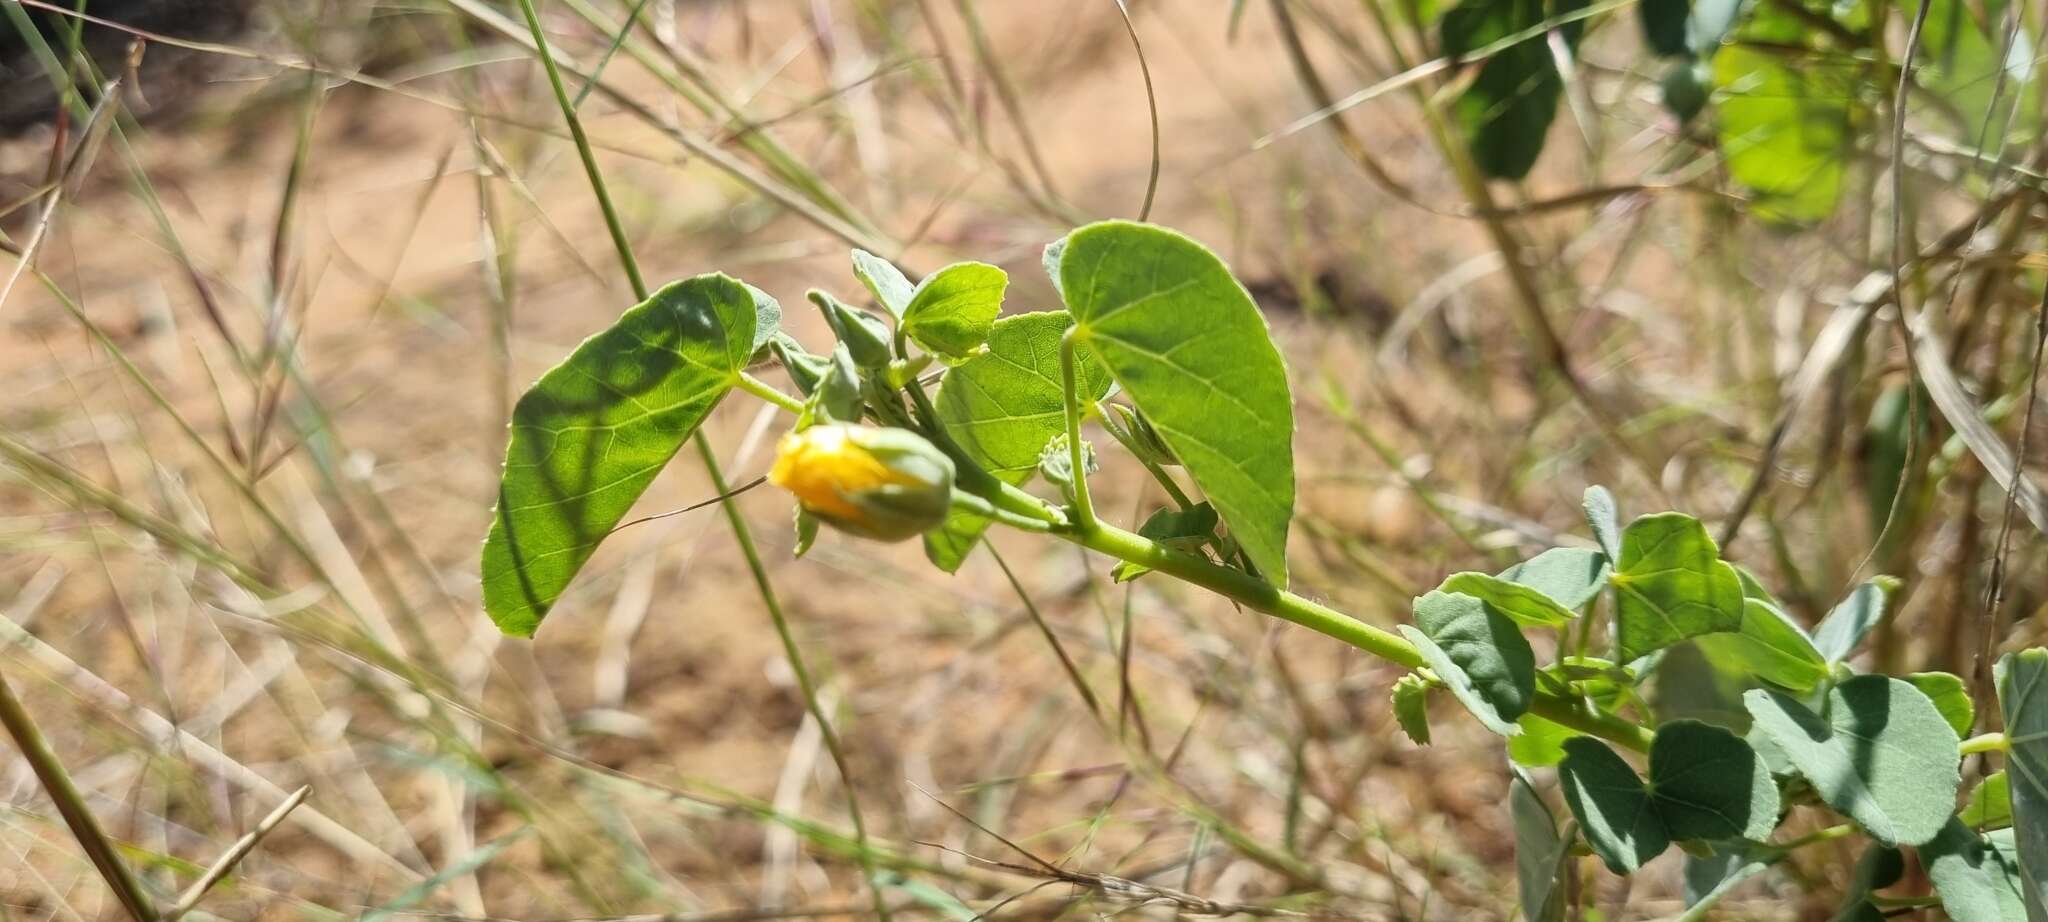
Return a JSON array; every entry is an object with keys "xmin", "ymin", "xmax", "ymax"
[
  {"xmin": 1584, "ymin": 486, "xmax": 1622, "ymax": 560},
  {"xmin": 1695, "ymin": 598, "xmax": 1829, "ymax": 692},
  {"xmin": 1649, "ymin": 720, "xmax": 1781, "ymax": 842},
  {"xmin": 1438, "ymin": 571, "xmax": 1576, "ymax": 627},
  {"xmin": 1559, "ymin": 737, "xmax": 1666, "ymax": 874},
  {"xmin": 1439, "ymin": 0, "xmax": 1581, "ymax": 179},
  {"xmin": 1966, "ymin": 772, "xmax": 2014, "ymax": 831},
  {"xmin": 1392, "ymin": 673, "xmax": 1433, "ymax": 746},
  {"xmin": 1682, "ymin": 845, "xmax": 1777, "ymax": 918},
  {"xmin": 1113, "ymin": 503, "xmax": 1219, "ymax": 582},
  {"xmin": 1401, "ymin": 590, "xmax": 1536, "ymax": 736},
  {"xmin": 1558, "ymin": 722, "xmax": 1780, "ymax": 875},
  {"xmin": 851, "ymin": 249, "xmax": 915, "ymax": 318},
  {"xmin": 1055, "ymin": 221, "xmax": 1296, "ymax": 586},
  {"xmin": 927, "ymin": 311, "xmax": 1114, "ymax": 571},
  {"xmin": 902, "ymin": 262, "xmax": 1007, "ymax": 361},
  {"xmin": 1813, "ymin": 578, "xmax": 1898, "ymax": 665},
  {"xmin": 1912, "ymin": 0, "xmax": 2038, "ymax": 150},
  {"xmin": 482, "ymin": 275, "xmax": 760, "ymax": 636},
  {"xmin": 1925, "ymin": 817, "xmax": 2030, "ymax": 922},
  {"xmin": 1609, "ymin": 512, "xmax": 1745, "ymax": 662},
  {"xmin": 1500, "ymin": 546, "xmax": 1611, "ymax": 611},
  {"xmin": 1996, "ymin": 648, "xmax": 2048, "ymax": 920},
  {"xmin": 1908, "ymin": 671, "xmax": 1977, "ymax": 738},
  {"xmin": 1509, "ymin": 712, "xmax": 1579, "ymax": 767},
  {"xmin": 1512, "ymin": 768, "xmax": 1571, "ymax": 922},
  {"xmin": 1711, "ymin": 40, "xmax": 1859, "ymax": 223},
  {"xmin": 1832, "ymin": 846, "xmax": 1906, "ymax": 922},
  {"xmin": 1744, "ymin": 675, "xmax": 1962, "ymax": 846}
]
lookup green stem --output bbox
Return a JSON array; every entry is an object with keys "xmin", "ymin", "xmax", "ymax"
[
  {"xmin": 509, "ymin": 3, "xmax": 889, "ymax": 918},
  {"xmin": 1961, "ymin": 731, "xmax": 2008, "ymax": 755},
  {"xmin": 1057, "ymin": 518, "xmax": 1657, "ymax": 753},
  {"xmin": 1059, "ymin": 332, "xmax": 1097, "ymax": 530},
  {"xmin": 0, "ymin": 671, "xmax": 157, "ymax": 921},
  {"xmin": 737, "ymin": 372, "xmax": 806, "ymax": 415}
]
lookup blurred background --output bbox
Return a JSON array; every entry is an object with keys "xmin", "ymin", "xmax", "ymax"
[{"xmin": 0, "ymin": 1, "xmax": 2043, "ymax": 919}]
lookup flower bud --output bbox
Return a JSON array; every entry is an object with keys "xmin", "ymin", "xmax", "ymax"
[{"xmin": 768, "ymin": 425, "xmax": 956, "ymax": 542}]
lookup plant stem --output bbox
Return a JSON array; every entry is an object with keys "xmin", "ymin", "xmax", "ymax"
[
  {"xmin": 509, "ymin": 3, "xmax": 890, "ymax": 918},
  {"xmin": 1059, "ymin": 331, "xmax": 1097, "ymax": 531},
  {"xmin": 1961, "ymin": 731, "xmax": 2008, "ymax": 755},
  {"xmin": 0, "ymin": 671, "xmax": 157, "ymax": 921},
  {"xmin": 1055, "ymin": 517, "xmax": 1656, "ymax": 753},
  {"xmin": 737, "ymin": 372, "xmax": 806, "ymax": 414}
]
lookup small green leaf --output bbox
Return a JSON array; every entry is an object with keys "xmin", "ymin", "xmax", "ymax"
[
  {"xmin": 1584, "ymin": 486, "xmax": 1622, "ymax": 560},
  {"xmin": 482, "ymin": 275, "xmax": 760, "ymax": 636},
  {"xmin": 1649, "ymin": 720, "xmax": 1781, "ymax": 843},
  {"xmin": 1057, "ymin": 221, "xmax": 1296, "ymax": 586},
  {"xmin": 1438, "ymin": 571, "xmax": 1576, "ymax": 627},
  {"xmin": 1695, "ymin": 598, "xmax": 1829, "ymax": 692},
  {"xmin": 1610, "ymin": 513, "xmax": 1745, "ymax": 662},
  {"xmin": 851, "ymin": 249, "xmax": 915, "ymax": 318},
  {"xmin": 927, "ymin": 311, "xmax": 1113, "ymax": 571},
  {"xmin": 902, "ymin": 262, "xmax": 1006, "ymax": 361},
  {"xmin": 1813, "ymin": 578, "xmax": 1898, "ymax": 665},
  {"xmin": 1995, "ymin": 648, "xmax": 2048, "ymax": 919},
  {"xmin": 1908, "ymin": 671, "xmax": 1977, "ymax": 738},
  {"xmin": 1392, "ymin": 674, "xmax": 1433, "ymax": 746},
  {"xmin": 1113, "ymin": 503, "xmax": 1218, "ymax": 582},
  {"xmin": 1744, "ymin": 675, "xmax": 1962, "ymax": 846},
  {"xmin": 1559, "ymin": 737, "xmax": 1666, "ymax": 874},
  {"xmin": 1402, "ymin": 590, "xmax": 1536, "ymax": 736},
  {"xmin": 1925, "ymin": 817, "xmax": 2029, "ymax": 922},
  {"xmin": 1501, "ymin": 546, "xmax": 1611, "ymax": 611},
  {"xmin": 1512, "ymin": 768, "xmax": 1571, "ymax": 922},
  {"xmin": 1966, "ymin": 773, "xmax": 2013, "ymax": 831}
]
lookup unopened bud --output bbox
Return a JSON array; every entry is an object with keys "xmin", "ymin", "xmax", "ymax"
[{"xmin": 768, "ymin": 425, "xmax": 955, "ymax": 542}]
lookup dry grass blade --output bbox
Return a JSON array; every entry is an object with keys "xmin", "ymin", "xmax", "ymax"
[{"xmin": 160, "ymin": 785, "xmax": 312, "ymax": 922}]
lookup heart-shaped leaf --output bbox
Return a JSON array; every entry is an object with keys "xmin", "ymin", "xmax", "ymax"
[
  {"xmin": 1610, "ymin": 513, "xmax": 1745, "ymax": 661},
  {"xmin": 1744, "ymin": 675, "xmax": 1961, "ymax": 846},
  {"xmin": 902, "ymin": 262, "xmax": 1007, "ymax": 361},
  {"xmin": 1996, "ymin": 648, "xmax": 2048, "ymax": 919},
  {"xmin": 1438, "ymin": 571, "xmax": 1577, "ymax": 627},
  {"xmin": 1560, "ymin": 736, "xmax": 1665, "ymax": 874},
  {"xmin": 483, "ymin": 275, "xmax": 763, "ymax": 636},
  {"xmin": 1682, "ymin": 845, "xmax": 1777, "ymax": 918},
  {"xmin": 1401, "ymin": 590, "xmax": 1535, "ymax": 736},
  {"xmin": 1558, "ymin": 721, "xmax": 1779, "ymax": 874},
  {"xmin": 928, "ymin": 311, "xmax": 1114, "ymax": 570},
  {"xmin": 1055, "ymin": 221, "xmax": 1296, "ymax": 586}
]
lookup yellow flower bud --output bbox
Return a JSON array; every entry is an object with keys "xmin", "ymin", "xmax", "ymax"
[{"xmin": 768, "ymin": 424, "xmax": 956, "ymax": 542}]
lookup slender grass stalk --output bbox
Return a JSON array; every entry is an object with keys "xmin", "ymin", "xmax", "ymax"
[
  {"xmin": 0, "ymin": 671, "xmax": 157, "ymax": 921},
  {"xmin": 506, "ymin": 3, "xmax": 891, "ymax": 918}
]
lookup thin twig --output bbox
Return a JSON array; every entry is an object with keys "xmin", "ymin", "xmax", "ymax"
[{"xmin": 161, "ymin": 786, "xmax": 312, "ymax": 922}]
